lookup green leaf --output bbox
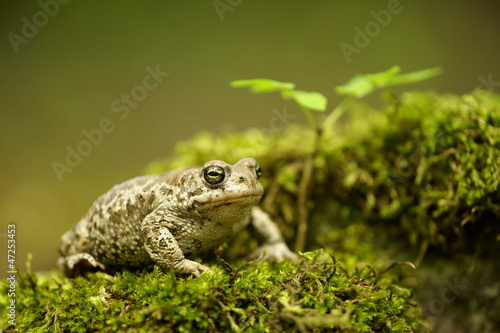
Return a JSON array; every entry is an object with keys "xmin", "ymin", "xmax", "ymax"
[
  {"xmin": 282, "ymin": 90, "xmax": 327, "ymax": 112},
  {"xmin": 370, "ymin": 65, "xmax": 401, "ymax": 85},
  {"xmin": 335, "ymin": 66, "xmax": 401, "ymax": 98},
  {"xmin": 384, "ymin": 67, "xmax": 443, "ymax": 86},
  {"xmin": 231, "ymin": 78, "xmax": 327, "ymax": 128},
  {"xmin": 335, "ymin": 66, "xmax": 442, "ymax": 98},
  {"xmin": 230, "ymin": 79, "xmax": 295, "ymax": 93}
]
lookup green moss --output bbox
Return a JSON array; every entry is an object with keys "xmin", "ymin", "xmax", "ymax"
[
  {"xmin": 148, "ymin": 90, "xmax": 500, "ymax": 258},
  {"xmin": 3, "ymin": 89, "xmax": 499, "ymax": 332},
  {"xmin": 0, "ymin": 251, "xmax": 424, "ymax": 332},
  {"xmin": 144, "ymin": 89, "xmax": 500, "ymax": 331},
  {"xmin": 339, "ymin": 90, "xmax": 500, "ymax": 253}
]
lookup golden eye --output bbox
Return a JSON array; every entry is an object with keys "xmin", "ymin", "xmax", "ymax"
[
  {"xmin": 255, "ymin": 163, "xmax": 262, "ymax": 179},
  {"xmin": 203, "ymin": 165, "xmax": 225, "ymax": 185}
]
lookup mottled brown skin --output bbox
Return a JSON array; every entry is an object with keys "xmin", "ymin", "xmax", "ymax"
[{"xmin": 59, "ymin": 158, "xmax": 297, "ymax": 277}]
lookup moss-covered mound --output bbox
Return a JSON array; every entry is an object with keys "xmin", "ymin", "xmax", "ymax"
[
  {"xmin": 0, "ymin": 251, "xmax": 424, "ymax": 332},
  {"xmin": 2, "ymin": 90, "xmax": 498, "ymax": 332},
  {"xmin": 336, "ymin": 90, "xmax": 500, "ymax": 256},
  {"xmin": 148, "ymin": 90, "xmax": 500, "ymax": 258},
  {"xmin": 145, "ymin": 89, "xmax": 500, "ymax": 331}
]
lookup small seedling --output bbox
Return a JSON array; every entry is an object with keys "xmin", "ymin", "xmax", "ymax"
[{"xmin": 231, "ymin": 66, "xmax": 442, "ymax": 130}]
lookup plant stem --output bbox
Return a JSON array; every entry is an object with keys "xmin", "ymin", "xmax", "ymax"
[
  {"xmin": 295, "ymin": 155, "xmax": 313, "ymax": 253},
  {"xmin": 323, "ymin": 96, "xmax": 354, "ymax": 129},
  {"xmin": 301, "ymin": 107, "xmax": 317, "ymax": 130},
  {"xmin": 413, "ymin": 239, "xmax": 428, "ymax": 268},
  {"xmin": 294, "ymin": 127, "xmax": 322, "ymax": 252}
]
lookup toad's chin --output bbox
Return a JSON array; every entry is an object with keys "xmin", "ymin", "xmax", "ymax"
[{"xmin": 197, "ymin": 193, "xmax": 262, "ymax": 207}]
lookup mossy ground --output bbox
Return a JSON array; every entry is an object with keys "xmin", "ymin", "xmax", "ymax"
[
  {"xmin": 1, "ymin": 250, "xmax": 423, "ymax": 332},
  {"xmin": 2, "ymin": 89, "xmax": 499, "ymax": 332}
]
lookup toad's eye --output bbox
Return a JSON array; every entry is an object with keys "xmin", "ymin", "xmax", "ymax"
[
  {"xmin": 255, "ymin": 164, "xmax": 262, "ymax": 179},
  {"xmin": 203, "ymin": 165, "xmax": 225, "ymax": 185}
]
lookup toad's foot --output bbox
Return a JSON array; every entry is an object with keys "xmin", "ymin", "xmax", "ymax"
[
  {"xmin": 172, "ymin": 259, "xmax": 212, "ymax": 277},
  {"xmin": 59, "ymin": 253, "xmax": 107, "ymax": 272},
  {"xmin": 247, "ymin": 242, "xmax": 299, "ymax": 262}
]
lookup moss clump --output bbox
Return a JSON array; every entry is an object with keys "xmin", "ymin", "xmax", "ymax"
[
  {"xmin": 336, "ymin": 90, "xmax": 500, "ymax": 254},
  {"xmin": 148, "ymin": 90, "xmax": 500, "ymax": 258},
  {"xmin": 146, "ymin": 89, "xmax": 500, "ymax": 331},
  {"xmin": 0, "ymin": 251, "xmax": 424, "ymax": 332},
  {"xmin": 3, "ymin": 89, "xmax": 498, "ymax": 332}
]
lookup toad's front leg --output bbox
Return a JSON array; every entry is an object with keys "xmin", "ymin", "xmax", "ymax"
[
  {"xmin": 140, "ymin": 209, "xmax": 210, "ymax": 277},
  {"xmin": 247, "ymin": 206, "xmax": 299, "ymax": 262}
]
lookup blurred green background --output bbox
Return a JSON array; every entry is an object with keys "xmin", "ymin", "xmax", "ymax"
[{"xmin": 0, "ymin": 0, "xmax": 499, "ymax": 277}]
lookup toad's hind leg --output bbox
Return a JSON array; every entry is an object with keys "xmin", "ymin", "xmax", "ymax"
[{"xmin": 58, "ymin": 218, "xmax": 106, "ymax": 276}]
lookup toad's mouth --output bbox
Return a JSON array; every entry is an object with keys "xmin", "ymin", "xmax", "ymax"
[{"xmin": 198, "ymin": 193, "xmax": 261, "ymax": 207}]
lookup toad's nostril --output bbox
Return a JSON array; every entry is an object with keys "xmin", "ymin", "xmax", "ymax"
[{"xmin": 239, "ymin": 176, "xmax": 245, "ymax": 182}]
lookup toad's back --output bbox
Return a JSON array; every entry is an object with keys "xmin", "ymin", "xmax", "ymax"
[{"xmin": 58, "ymin": 171, "xmax": 185, "ymax": 268}]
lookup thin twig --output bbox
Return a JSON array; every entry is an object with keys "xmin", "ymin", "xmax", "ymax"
[{"xmin": 294, "ymin": 128, "xmax": 322, "ymax": 252}]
